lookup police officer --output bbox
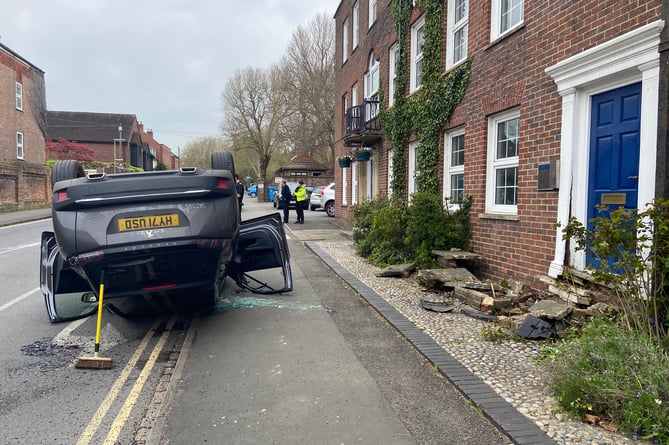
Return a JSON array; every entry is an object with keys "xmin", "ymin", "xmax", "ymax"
[{"xmin": 294, "ymin": 181, "xmax": 307, "ymax": 224}]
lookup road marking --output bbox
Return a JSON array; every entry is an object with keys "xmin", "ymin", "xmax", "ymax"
[
  {"xmin": 76, "ymin": 318, "xmax": 165, "ymax": 445},
  {"xmin": 104, "ymin": 315, "xmax": 178, "ymax": 444},
  {"xmin": 0, "ymin": 241, "xmax": 40, "ymax": 255},
  {"xmin": 0, "ymin": 287, "xmax": 39, "ymax": 312}
]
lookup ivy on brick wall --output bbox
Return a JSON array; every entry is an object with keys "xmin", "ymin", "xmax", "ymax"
[{"xmin": 380, "ymin": 0, "xmax": 471, "ymax": 198}]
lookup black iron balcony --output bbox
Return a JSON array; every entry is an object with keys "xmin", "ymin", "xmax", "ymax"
[{"xmin": 344, "ymin": 99, "xmax": 383, "ymax": 146}]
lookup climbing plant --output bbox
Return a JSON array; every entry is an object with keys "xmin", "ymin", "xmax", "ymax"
[{"xmin": 380, "ymin": 0, "xmax": 471, "ymax": 197}]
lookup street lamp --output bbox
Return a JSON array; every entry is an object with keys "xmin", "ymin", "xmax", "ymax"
[{"xmin": 113, "ymin": 125, "xmax": 124, "ymax": 173}]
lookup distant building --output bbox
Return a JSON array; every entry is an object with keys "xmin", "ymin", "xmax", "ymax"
[
  {"xmin": 137, "ymin": 122, "xmax": 179, "ymax": 170},
  {"xmin": 274, "ymin": 154, "xmax": 333, "ymax": 186},
  {"xmin": 0, "ymin": 42, "xmax": 50, "ymax": 209},
  {"xmin": 47, "ymin": 111, "xmax": 157, "ymax": 171}
]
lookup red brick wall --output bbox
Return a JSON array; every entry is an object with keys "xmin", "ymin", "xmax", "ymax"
[
  {"xmin": 334, "ymin": 0, "xmax": 662, "ymax": 288},
  {"xmin": 459, "ymin": 0, "xmax": 661, "ymax": 288},
  {"xmin": 0, "ymin": 48, "xmax": 50, "ymax": 209}
]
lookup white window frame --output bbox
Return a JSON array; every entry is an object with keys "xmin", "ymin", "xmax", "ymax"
[
  {"xmin": 446, "ymin": 0, "xmax": 468, "ymax": 68},
  {"xmin": 16, "ymin": 132, "xmax": 24, "ymax": 160},
  {"xmin": 365, "ymin": 158, "xmax": 373, "ymax": 199},
  {"xmin": 351, "ymin": 83, "xmax": 358, "ymax": 107},
  {"xmin": 410, "ymin": 16, "xmax": 425, "ymax": 93},
  {"xmin": 388, "ymin": 43, "xmax": 399, "ymax": 107},
  {"xmin": 368, "ymin": 0, "xmax": 377, "ymax": 28},
  {"xmin": 491, "ymin": 0, "xmax": 524, "ymax": 41},
  {"xmin": 443, "ymin": 127, "xmax": 465, "ymax": 210},
  {"xmin": 408, "ymin": 141, "xmax": 419, "ymax": 197},
  {"xmin": 16, "ymin": 82, "xmax": 23, "ymax": 111},
  {"xmin": 364, "ymin": 53, "xmax": 380, "ymax": 120},
  {"xmin": 342, "ymin": 18, "xmax": 349, "ymax": 64},
  {"xmin": 387, "ymin": 148, "xmax": 394, "ymax": 198},
  {"xmin": 352, "ymin": 2, "xmax": 359, "ymax": 50},
  {"xmin": 351, "ymin": 162, "xmax": 358, "ymax": 205},
  {"xmin": 485, "ymin": 109, "xmax": 519, "ymax": 215},
  {"xmin": 342, "ymin": 169, "xmax": 348, "ymax": 206}
]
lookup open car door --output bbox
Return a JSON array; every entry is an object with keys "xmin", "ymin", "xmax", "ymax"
[
  {"xmin": 40, "ymin": 232, "xmax": 97, "ymax": 323},
  {"xmin": 228, "ymin": 213, "xmax": 293, "ymax": 294}
]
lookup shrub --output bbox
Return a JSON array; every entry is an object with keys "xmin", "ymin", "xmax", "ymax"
[
  {"xmin": 351, "ymin": 193, "xmax": 471, "ymax": 268},
  {"xmin": 561, "ymin": 199, "xmax": 669, "ymax": 345},
  {"xmin": 549, "ymin": 318, "xmax": 669, "ymax": 443}
]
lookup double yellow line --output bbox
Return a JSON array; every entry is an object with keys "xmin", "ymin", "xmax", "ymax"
[{"xmin": 76, "ymin": 315, "xmax": 178, "ymax": 445}]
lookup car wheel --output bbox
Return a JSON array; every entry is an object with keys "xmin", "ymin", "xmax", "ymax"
[
  {"xmin": 211, "ymin": 151, "xmax": 235, "ymax": 178},
  {"xmin": 250, "ymin": 192, "xmax": 257, "ymax": 198},
  {"xmin": 310, "ymin": 205, "xmax": 315, "ymax": 211},
  {"xmin": 51, "ymin": 160, "xmax": 85, "ymax": 188},
  {"xmin": 325, "ymin": 201, "xmax": 335, "ymax": 217}
]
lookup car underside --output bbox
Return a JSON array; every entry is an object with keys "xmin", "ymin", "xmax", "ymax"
[{"xmin": 40, "ymin": 152, "xmax": 292, "ymax": 322}]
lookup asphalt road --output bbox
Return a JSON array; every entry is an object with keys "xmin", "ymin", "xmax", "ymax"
[
  {"xmin": 0, "ymin": 200, "xmax": 511, "ymax": 444},
  {"xmin": 0, "ymin": 218, "xmax": 189, "ymax": 445},
  {"xmin": 152, "ymin": 198, "xmax": 511, "ymax": 444}
]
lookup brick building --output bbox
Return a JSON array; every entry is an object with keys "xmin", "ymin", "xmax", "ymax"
[
  {"xmin": 0, "ymin": 42, "xmax": 50, "ymax": 209},
  {"xmin": 137, "ymin": 122, "xmax": 180, "ymax": 170},
  {"xmin": 334, "ymin": 0, "xmax": 664, "ymax": 289},
  {"xmin": 47, "ymin": 111, "xmax": 154, "ymax": 172}
]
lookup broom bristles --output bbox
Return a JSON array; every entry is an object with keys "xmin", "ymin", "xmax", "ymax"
[{"xmin": 75, "ymin": 356, "xmax": 113, "ymax": 369}]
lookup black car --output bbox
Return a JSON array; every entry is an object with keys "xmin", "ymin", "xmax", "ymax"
[{"xmin": 40, "ymin": 152, "xmax": 292, "ymax": 322}]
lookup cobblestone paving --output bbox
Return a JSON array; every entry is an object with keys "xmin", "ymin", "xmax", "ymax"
[{"xmin": 315, "ymin": 240, "xmax": 652, "ymax": 445}]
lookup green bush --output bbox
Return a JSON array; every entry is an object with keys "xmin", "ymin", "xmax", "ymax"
[
  {"xmin": 549, "ymin": 318, "xmax": 669, "ymax": 443},
  {"xmin": 351, "ymin": 193, "xmax": 471, "ymax": 268},
  {"xmin": 561, "ymin": 200, "xmax": 669, "ymax": 345}
]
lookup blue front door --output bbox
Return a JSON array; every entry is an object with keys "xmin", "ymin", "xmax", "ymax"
[{"xmin": 587, "ymin": 82, "xmax": 641, "ymax": 266}]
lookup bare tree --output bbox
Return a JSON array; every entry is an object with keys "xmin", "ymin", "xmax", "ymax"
[
  {"xmin": 220, "ymin": 66, "xmax": 290, "ymax": 184},
  {"xmin": 280, "ymin": 12, "xmax": 335, "ymax": 165},
  {"xmin": 180, "ymin": 136, "xmax": 229, "ymax": 168}
]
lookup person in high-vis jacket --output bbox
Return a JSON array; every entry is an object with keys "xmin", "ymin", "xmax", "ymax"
[{"xmin": 294, "ymin": 181, "xmax": 307, "ymax": 224}]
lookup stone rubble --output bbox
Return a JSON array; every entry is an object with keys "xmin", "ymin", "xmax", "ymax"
[{"xmin": 315, "ymin": 240, "xmax": 653, "ymax": 445}]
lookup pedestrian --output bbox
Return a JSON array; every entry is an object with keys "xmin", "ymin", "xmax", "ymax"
[
  {"xmin": 235, "ymin": 175, "xmax": 244, "ymax": 215},
  {"xmin": 294, "ymin": 181, "xmax": 307, "ymax": 224},
  {"xmin": 279, "ymin": 180, "xmax": 291, "ymax": 224}
]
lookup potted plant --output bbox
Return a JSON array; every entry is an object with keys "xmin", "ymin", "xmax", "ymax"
[
  {"xmin": 354, "ymin": 146, "xmax": 372, "ymax": 161},
  {"xmin": 337, "ymin": 154, "xmax": 353, "ymax": 168}
]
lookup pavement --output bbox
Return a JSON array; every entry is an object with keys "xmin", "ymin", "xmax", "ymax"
[{"xmin": 2, "ymin": 206, "xmax": 555, "ymax": 445}]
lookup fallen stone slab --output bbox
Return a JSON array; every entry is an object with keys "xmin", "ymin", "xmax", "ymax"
[
  {"xmin": 375, "ymin": 263, "xmax": 416, "ymax": 278},
  {"xmin": 417, "ymin": 268, "xmax": 479, "ymax": 290},
  {"xmin": 528, "ymin": 299, "xmax": 572, "ymax": 320}
]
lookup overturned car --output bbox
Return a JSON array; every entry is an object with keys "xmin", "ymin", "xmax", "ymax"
[{"xmin": 40, "ymin": 152, "xmax": 292, "ymax": 322}]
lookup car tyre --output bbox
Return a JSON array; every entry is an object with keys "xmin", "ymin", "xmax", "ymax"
[
  {"xmin": 249, "ymin": 192, "xmax": 257, "ymax": 198},
  {"xmin": 51, "ymin": 160, "xmax": 85, "ymax": 188},
  {"xmin": 325, "ymin": 201, "xmax": 335, "ymax": 217},
  {"xmin": 211, "ymin": 151, "xmax": 235, "ymax": 178}
]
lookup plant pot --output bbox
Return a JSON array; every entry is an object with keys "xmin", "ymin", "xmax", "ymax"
[
  {"xmin": 338, "ymin": 158, "xmax": 351, "ymax": 168},
  {"xmin": 355, "ymin": 151, "xmax": 370, "ymax": 161}
]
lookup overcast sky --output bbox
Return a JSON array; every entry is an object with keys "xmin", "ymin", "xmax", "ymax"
[{"xmin": 1, "ymin": 0, "xmax": 335, "ymax": 152}]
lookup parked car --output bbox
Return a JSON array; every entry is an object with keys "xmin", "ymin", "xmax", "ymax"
[
  {"xmin": 309, "ymin": 185, "xmax": 326, "ymax": 211},
  {"xmin": 320, "ymin": 182, "xmax": 335, "ymax": 217},
  {"xmin": 247, "ymin": 184, "xmax": 258, "ymax": 198},
  {"xmin": 40, "ymin": 152, "xmax": 293, "ymax": 323}
]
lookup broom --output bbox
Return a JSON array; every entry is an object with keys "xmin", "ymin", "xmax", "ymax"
[{"xmin": 75, "ymin": 269, "xmax": 113, "ymax": 369}]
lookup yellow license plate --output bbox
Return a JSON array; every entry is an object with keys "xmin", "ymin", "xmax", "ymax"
[{"xmin": 118, "ymin": 214, "xmax": 180, "ymax": 232}]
